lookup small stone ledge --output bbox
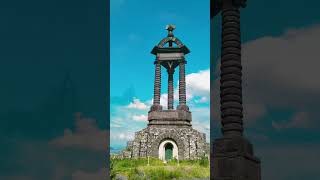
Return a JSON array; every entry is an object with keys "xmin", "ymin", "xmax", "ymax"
[
  {"xmin": 148, "ymin": 109, "xmax": 192, "ymax": 122},
  {"xmin": 148, "ymin": 120, "xmax": 191, "ymax": 126}
]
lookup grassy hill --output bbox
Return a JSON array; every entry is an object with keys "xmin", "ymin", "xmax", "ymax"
[{"xmin": 110, "ymin": 157, "xmax": 210, "ymax": 180}]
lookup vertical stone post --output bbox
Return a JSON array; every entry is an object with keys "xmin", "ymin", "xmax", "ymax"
[
  {"xmin": 167, "ymin": 68, "xmax": 174, "ymax": 110},
  {"xmin": 151, "ymin": 61, "xmax": 162, "ymax": 111},
  {"xmin": 213, "ymin": 1, "xmax": 261, "ymax": 179},
  {"xmin": 177, "ymin": 60, "xmax": 189, "ymax": 111},
  {"xmin": 220, "ymin": 0, "xmax": 244, "ymax": 136}
]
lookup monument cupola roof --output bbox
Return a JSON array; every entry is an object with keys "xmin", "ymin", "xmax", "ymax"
[{"xmin": 151, "ymin": 25, "xmax": 190, "ymax": 55}]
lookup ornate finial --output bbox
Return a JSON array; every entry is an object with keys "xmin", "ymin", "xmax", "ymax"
[{"xmin": 166, "ymin": 24, "xmax": 176, "ymax": 37}]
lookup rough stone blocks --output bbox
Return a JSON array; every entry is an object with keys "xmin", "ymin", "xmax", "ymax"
[
  {"xmin": 125, "ymin": 125, "xmax": 209, "ymax": 160},
  {"xmin": 212, "ymin": 136, "xmax": 261, "ymax": 180}
]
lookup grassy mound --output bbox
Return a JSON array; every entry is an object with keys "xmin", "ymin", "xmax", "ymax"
[{"xmin": 110, "ymin": 157, "xmax": 210, "ymax": 180}]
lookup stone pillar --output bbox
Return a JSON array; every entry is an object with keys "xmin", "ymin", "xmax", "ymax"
[
  {"xmin": 220, "ymin": 0, "xmax": 244, "ymax": 136},
  {"xmin": 151, "ymin": 61, "xmax": 162, "ymax": 111},
  {"xmin": 167, "ymin": 68, "xmax": 174, "ymax": 110},
  {"xmin": 213, "ymin": 1, "xmax": 261, "ymax": 180},
  {"xmin": 177, "ymin": 60, "xmax": 189, "ymax": 111}
]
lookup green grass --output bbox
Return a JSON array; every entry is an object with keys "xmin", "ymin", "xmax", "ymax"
[{"xmin": 110, "ymin": 157, "xmax": 210, "ymax": 180}]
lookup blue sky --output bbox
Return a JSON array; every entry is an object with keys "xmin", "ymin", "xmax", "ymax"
[
  {"xmin": 110, "ymin": 0, "xmax": 211, "ymax": 148},
  {"xmin": 110, "ymin": 0, "xmax": 210, "ymax": 98}
]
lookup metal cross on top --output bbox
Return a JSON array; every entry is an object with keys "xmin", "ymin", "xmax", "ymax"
[{"xmin": 166, "ymin": 24, "xmax": 176, "ymax": 37}]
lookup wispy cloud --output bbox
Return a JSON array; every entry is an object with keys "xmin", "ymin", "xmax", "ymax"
[
  {"xmin": 132, "ymin": 114, "xmax": 148, "ymax": 122},
  {"xmin": 49, "ymin": 112, "xmax": 108, "ymax": 151},
  {"xmin": 126, "ymin": 97, "xmax": 148, "ymax": 110},
  {"xmin": 272, "ymin": 111, "xmax": 311, "ymax": 129},
  {"xmin": 213, "ymin": 25, "xmax": 320, "ymax": 128},
  {"xmin": 186, "ymin": 69, "xmax": 210, "ymax": 100},
  {"xmin": 111, "ymin": 131, "xmax": 134, "ymax": 142}
]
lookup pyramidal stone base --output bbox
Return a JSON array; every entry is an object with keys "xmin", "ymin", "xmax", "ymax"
[
  {"xmin": 212, "ymin": 136, "xmax": 261, "ymax": 180},
  {"xmin": 120, "ymin": 110, "xmax": 209, "ymax": 160},
  {"xmin": 125, "ymin": 125, "xmax": 209, "ymax": 160}
]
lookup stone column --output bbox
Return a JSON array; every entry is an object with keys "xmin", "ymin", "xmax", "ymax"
[
  {"xmin": 213, "ymin": 1, "xmax": 261, "ymax": 180},
  {"xmin": 151, "ymin": 61, "xmax": 162, "ymax": 111},
  {"xmin": 177, "ymin": 60, "xmax": 189, "ymax": 111},
  {"xmin": 167, "ymin": 68, "xmax": 174, "ymax": 110},
  {"xmin": 220, "ymin": 0, "xmax": 245, "ymax": 137}
]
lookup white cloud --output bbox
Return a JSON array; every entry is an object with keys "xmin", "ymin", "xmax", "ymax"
[
  {"xmin": 111, "ymin": 131, "xmax": 134, "ymax": 141},
  {"xmin": 213, "ymin": 25, "xmax": 320, "ymax": 128},
  {"xmin": 242, "ymin": 25, "xmax": 320, "ymax": 107},
  {"xmin": 147, "ymin": 69, "xmax": 210, "ymax": 109},
  {"xmin": 191, "ymin": 107, "xmax": 210, "ymax": 142},
  {"xmin": 49, "ymin": 113, "xmax": 108, "ymax": 151},
  {"xmin": 195, "ymin": 96, "xmax": 209, "ymax": 103},
  {"xmin": 193, "ymin": 122, "xmax": 210, "ymax": 134},
  {"xmin": 272, "ymin": 111, "xmax": 311, "ymax": 129},
  {"xmin": 186, "ymin": 69, "xmax": 210, "ymax": 99},
  {"xmin": 132, "ymin": 114, "xmax": 148, "ymax": 122},
  {"xmin": 110, "ymin": 124, "xmax": 122, "ymax": 128},
  {"xmin": 127, "ymin": 98, "xmax": 148, "ymax": 110},
  {"xmin": 160, "ymin": 93, "xmax": 168, "ymax": 107}
]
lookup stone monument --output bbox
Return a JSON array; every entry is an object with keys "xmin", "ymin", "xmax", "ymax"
[
  {"xmin": 123, "ymin": 25, "xmax": 209, "ymax": 161},
  {"xmin": 211, "ymin": 0, "xmax": 261, "ymax": 179}
]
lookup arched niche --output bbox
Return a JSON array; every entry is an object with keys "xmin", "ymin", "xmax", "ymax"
[{"xmin": 158, "ymin": 139, "xmax": 178, "ymax": 161}]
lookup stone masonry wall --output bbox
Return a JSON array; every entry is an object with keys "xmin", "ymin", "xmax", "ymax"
[{"xmin": 125, "ymin": 126, "xmax": 208, "ymax": 160}]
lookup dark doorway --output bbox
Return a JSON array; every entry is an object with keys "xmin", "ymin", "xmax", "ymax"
[{"xmin": 165, "ymin": 143, "xmax": 173, "ymax": 161}]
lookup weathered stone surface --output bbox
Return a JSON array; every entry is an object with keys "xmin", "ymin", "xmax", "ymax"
[
  {"xmin": 121, "ymin": 150, "xmax": 132, "ymax": 158},
  {"xmin": 212, "ymin": 136, "xmax": 261, "ymax": 180},
  {"xmin": 115, "ymin": 174, "xmax": 128, "ymax": 180},
  {"xmin": 148, "ymin": 109, "xmax": 192, "ymax": 127},
  {"xmin": 212, "ymin": 0, "xmax": 261, "ymax": 179},
  {"xmin": 129, "ymin": 126, "xmax": 208, "ymax": 160}
]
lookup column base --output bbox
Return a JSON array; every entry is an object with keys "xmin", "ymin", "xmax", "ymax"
[
  {"xmin": 150, "ymin": 104, "xmax": 163, "ymax": 111},
  {"xmin": 212, "ymin": 136, "xmax": 261, "ymax": 180},
  {"xmin": 177, "ymin": 104, "xmax": 189, "ymax": 111}
]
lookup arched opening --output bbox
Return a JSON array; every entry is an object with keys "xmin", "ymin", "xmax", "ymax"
[
  {"xmin": 158, "ymin": 139, "xmax": 178, "ymax": 162},
  {"xmin": 165, "ymin": 143, "xmax": 173, "ymax": 161}
]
